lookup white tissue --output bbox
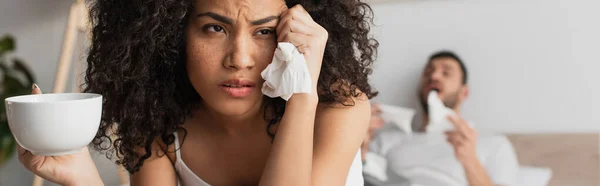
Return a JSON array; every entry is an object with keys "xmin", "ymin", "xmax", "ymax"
[
  {"xmin": 261, "ymin": 42, "xmax": 312, "ymax": 101},
  {"xmin": 378, "ymin": 104, "xmax": 416, "ymax": 134},
  {"xmin": 425, "ymin": 91, "xmax": 456, "ymax": 133}
]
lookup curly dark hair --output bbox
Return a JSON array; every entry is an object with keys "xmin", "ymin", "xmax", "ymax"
[{"xmin": 85, "ymin": 0, "xmax": 379, "ymax": 173}]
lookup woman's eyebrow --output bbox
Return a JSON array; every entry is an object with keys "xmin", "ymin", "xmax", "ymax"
[
  {"xmin": 197, "ymin": 12, "xmax": 233, "ymax": 24},
  {"xmin": 251, "ymin": 16, "xmax": 279, "ymax": 25},
  {"xmin": 197, "ymin": 12, "xmax": 278, "ymax": 26}
]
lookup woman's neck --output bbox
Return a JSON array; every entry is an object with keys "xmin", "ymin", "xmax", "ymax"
[{"xmin": 193, "ymin": 101, "xmax": 267, "ymax": 137}]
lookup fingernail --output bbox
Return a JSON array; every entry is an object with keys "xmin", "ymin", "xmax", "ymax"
[{"xmin": 32, "ymin": 83, "xmax": 39, "ymax": 90}]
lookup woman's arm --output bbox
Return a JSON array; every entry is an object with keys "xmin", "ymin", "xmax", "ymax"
[
  {"xmin": 129, "ymin": 139, "xmax": 178, "ymax": 186},
  {"xmin": 259, "ymin": 93, "xmax": 370, "ymax": 186},
  {"xmin": 259, "ymin": 94, "xmax": 319, "ymax": 186},
  {"xmin": 311, "ymin": 96, "xmax": 370, "ymax": 185},
  {"xmin": 261, "ymin": 3, "xmax": 370, "ymax": 185}
]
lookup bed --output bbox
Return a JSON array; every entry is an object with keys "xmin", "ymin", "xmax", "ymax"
[{"xmin": 507, "ymin": 133, "xmax": 600, "ymax": 186}]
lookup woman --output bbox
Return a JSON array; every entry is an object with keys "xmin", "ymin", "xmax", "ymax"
[{"xmin": 18, "ymin": 0, "xmax": 378, "ymax": 185}]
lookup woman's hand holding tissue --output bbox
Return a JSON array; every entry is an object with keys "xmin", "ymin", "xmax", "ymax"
[
  {"xmin": 276, "ymin": 4, "xmax": 328, "ymax": 94},
  {"xmin": 445, "ymin": 115, "xmax": 478, "ymax": 164}
]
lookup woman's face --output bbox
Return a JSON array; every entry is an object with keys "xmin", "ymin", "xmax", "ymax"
[{"xmin": 186, "ymin": 0, "xmax": 286, "ymax": 116}]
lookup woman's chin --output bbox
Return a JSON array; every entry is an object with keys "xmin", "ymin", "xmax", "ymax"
[{"xmin": 204, "ymin": 98, "xmax": 262, "ymax": 117}]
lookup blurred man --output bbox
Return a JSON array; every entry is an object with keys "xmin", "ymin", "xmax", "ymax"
[{"xmin": 365, "ymin": 51, "xmax": 519, "ymax": 186}]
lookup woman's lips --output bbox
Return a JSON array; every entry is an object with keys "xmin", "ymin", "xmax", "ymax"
[
  {"xmin": 219, "ymin": 79, "xmax": 256, "ymax": 98},
  {"xmin": 220, "ymin": 86, "xmax": 254, "ymax": 98}
]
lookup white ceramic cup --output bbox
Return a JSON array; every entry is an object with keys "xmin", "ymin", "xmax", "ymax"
[{"xmin": 5, "ymin": 93, "xmax": 102, "ymax": 156}]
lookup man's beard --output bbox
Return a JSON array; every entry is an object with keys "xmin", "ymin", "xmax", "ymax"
[{"xmin": 419, "ymin": 90, "xmax": 460, "ymax": 114}]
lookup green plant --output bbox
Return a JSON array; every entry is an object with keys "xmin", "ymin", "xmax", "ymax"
[{"xmin": 0, "ymin": 35, "xmax": 35, "ymax": 166}]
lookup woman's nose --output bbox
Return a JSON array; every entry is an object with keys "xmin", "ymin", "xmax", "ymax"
[{"xmin": 223, "ymin": 35, "xmax": 255, "ymax": 70}]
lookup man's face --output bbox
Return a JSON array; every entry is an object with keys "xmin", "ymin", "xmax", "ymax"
[{"xmin": 418, "ymin": 57, "xmax": 467, "ymax": 112}]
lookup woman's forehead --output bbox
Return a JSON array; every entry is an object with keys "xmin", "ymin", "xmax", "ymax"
[{"xmin": 194, "ymin": 0, "xmax": 286, "ymax": 21}]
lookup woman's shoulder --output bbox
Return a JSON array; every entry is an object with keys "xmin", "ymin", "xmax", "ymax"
[
  {"xmin": 316, "ymin": 79, "xmax": 372, "ymax": 112},
  {"xmin": 317, "ymin": 93, "xmax": 370, "ymax": 110},
  {"xmin": 150, "ymin": 134, "xmax": 178, "ymax": 165},
  {"xmin": 316, "ymin": 90, "xmax": 371, "ymax": 126}
]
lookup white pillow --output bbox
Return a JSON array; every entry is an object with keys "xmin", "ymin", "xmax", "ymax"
[
  {"xmin": 378, "ymin": 104, "xmax": 415, "ymax": 134},
  {"xmin": 515, "ymin": 165, "xmax": 552, "ymax": 186}
]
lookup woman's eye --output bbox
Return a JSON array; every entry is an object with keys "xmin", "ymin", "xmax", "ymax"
[
  {"xmin": 257, "ymin": 29, "xmax": 275, "ymax": 36},
  {"xmin": 204, "ymin": 24, "xmax": 225, "ymax": 33}
]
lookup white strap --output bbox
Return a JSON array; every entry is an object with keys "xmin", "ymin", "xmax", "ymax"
[{"xmin": 173, "ymin": 132, "xmax": 182, "ymax": 161}]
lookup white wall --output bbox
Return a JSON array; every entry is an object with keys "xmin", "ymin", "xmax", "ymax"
[
  {"xmin": 369, "ymin": 0, "xmax": 600, "ymax": 133},
  {"xmin": 0, "ymin": 0, "xmax": 122, "ymax": 185}
]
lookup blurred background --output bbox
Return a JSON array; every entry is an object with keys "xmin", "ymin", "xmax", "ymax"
[
  {"xmin": 368, "ymin": 0, "xmax": 599, "ymax": 134},
  {"xmin": 364, "ymin": 1, "xmax": 599, "ymax": 185},
  {"xmin": 0, "ymin": 0, "xmax": 598, "ymax": 185}
]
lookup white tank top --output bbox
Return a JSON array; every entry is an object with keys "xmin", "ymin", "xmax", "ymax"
[{"xmin": 173, "ymin": 132, "xmax": 364, "ymax": 186}]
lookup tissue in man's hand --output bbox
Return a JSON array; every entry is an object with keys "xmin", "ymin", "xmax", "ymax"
[
  {"xmin": 425, "ymin": 91, "xmax": 456, "ymax": 132},
  {"xmin": 261, "ymin": 42, "xmax": 312, "ymax": 101},
  {"xmin": 378, "ymin": 104, "xmax": 415, "ymax": 134}
]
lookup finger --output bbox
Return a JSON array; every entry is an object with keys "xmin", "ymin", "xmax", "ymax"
[
  {"xmin": 447, "ymin": 131, "xmax": 469, "ymax": 145},
  {"xmin": 373, "ymin": 117, "xmax": 384, "ymax": 128},
  {"xmin": 277, "ymin": 4, "xmax": 313, "ymax": 34},
  {"xmin": 448, "ymin": 129, "xmax": 471, "ymax": 142},
  {"xmin": 447, "ymin": 134, "xmax": 467, "ymax": 147},
  {"xmin": 286, "ymin": 4, "xmax": 313, "ymax": 23},
  {"xmin": 444, "ymin": 131, "xmax": 454, "ymax": 136},
  {"xmin": 469, "ymin": 129, "xmax": 478, "ymax": 140},
  {"xmin": 17, "ymin": 144, "xmax": 36, "ymax": 167},
  {"xmin": 276, "ymin": 19, "xmax": 313, "ymax": 42},
  {"xmin": 16, "ymin": 144, "xmax": 27, "ymax": 156},
  {"xmin": 279, "ymin": 32, "xmax": 312, "ymax": 53},
  {"xmin": 450, "ymin": 115, "xmax": 477, "ymax": 140},
  {"xmin": 447, "ymin": 136, "xmax": 463, "ymax": 147},
  {"xmin": 447, "ymin": 115, "xmax": 469, "ymax": 134},
  {"xmin": 461, "ymin": 130, "xmax": 477, "ymax": 142},
  {"xmin": 372, "ymin": 104, "xmax": 382, "ymax": 114},
  {"xmin": 445, "ymin": 131, "xmax": 465, "ymax": 141},
  {"xmin": 32, "ymin": 84, "xmax": 42, "ymax": 94},
  {"xmin": 277, "ymin": 8, "xmax": 292, "ymax": 33}
]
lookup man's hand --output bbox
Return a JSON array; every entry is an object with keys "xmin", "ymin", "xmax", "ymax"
[
  {"xmin": 368, "ymin": 103, "xmax": 385, "ymax": 137},
  {"xmin": 445, "ymin": 115, "xmax": 478, "ymax": 163},
  {"xmin": 446, "ymin": 115, "xmax": 494, "ymax": 186}
]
